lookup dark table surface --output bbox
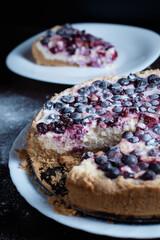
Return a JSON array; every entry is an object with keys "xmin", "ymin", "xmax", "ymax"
[{"xmin": 1, "ymin": 24, "xmax": 160, "ymax": 240}]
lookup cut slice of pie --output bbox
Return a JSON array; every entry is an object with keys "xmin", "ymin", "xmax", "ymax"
[{"xmin": 32, "ymin": 23, "xmax": 118, "ymax": 67}]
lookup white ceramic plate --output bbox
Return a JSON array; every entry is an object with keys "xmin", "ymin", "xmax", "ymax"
[
  {"xmin": 6, "ymin": 23, "xmax": 160, "ymax": 85},
  {"xmin": 9, "ymin": 125, "xmax": 160, "ymax": 238}
]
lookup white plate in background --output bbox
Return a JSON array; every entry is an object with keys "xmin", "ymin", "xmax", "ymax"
[{"xmin": 6, "ymin": 23, "xmax": 160, "ymax": 85}]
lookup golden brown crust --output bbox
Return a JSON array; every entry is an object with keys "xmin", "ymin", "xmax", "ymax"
[{"xmin": 66, "ymin": 161, "xmax": 160, "ymax": 218}]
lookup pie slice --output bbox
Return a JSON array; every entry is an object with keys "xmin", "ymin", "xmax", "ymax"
[
  {"xmin": 27, "ymin": 69, "xmax": 160, "ymax": 219},
  {"xmin": 32, "ymin": 23, "xmax": 118, "ymax": 67}
]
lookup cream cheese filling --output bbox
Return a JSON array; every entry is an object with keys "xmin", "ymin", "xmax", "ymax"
[{"xmin": 36, "ymin": 41, "xmax": 116, "ymax": 67}]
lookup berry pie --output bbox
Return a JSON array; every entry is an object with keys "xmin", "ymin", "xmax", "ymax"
[
  {"xmin": 32, "ymin": 23, "xmax": 118, "ymax": 67},
  {"xmin": 27, "ymin": 69, "xmax": 160, "ymax": 218}
]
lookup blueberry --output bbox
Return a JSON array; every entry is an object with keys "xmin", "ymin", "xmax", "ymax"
[
  {"xmin": 149, "ymin": 94, "xmax": 159, "ymax": 100},
  {"xmin": 63, "ymin": 106, "xmax": 75, "ymax": 113},
  {"xmin": 78, "ymin": 86, "xmax": 90, "ymax": 95},
  {"xmin": 125, "ymin": 88, "xmax": 134, "ymax": 95},
  {"xmin": 40, "ymin": 36, "xmax": 50, "ymax": 45},
  {"xmin": 96, "ymin": 109, "xmax": 107, "ymax": 115},
  {"xmin": 122, "ymin": 101, "xmax": 132, "ymax": 107},
  {"xmin": 127, "ymin": 73, "xmax": 138, "ymax": 82},
  {"xmin": 149, "ymin": 162, "xmax": 160, "ymax": 174},
  {"xmin": 153, "ymin": 127, "xmax": 160, "ymax": 134},
  {"xmin": 139, "ymin": 162, "xmax": 149, "ymax": 170},
  {"xmin": 48, "ymin": 114, "xmax": 60, "ymax": 120},
  {"xmin": 140, "ymin": 107, "xmax": 146, "ymax": 112},
  {"xmin": 122, "ymin": 154, "xmax": 138, "ymax": 167},
  {"xmin": 103, "ymin": 93, "xmax": 111, "ymax": 99},
  {"xmin": 129, "ymin": 107, "xmax": 140, "ymax": 113},
  {"xmin": 74, "ymin": 103, "xmax": 83, "ymax": 107},
  {"xmin": 82, "ymin": 115, "xmax": 95, "ymax": 124},
  {"xmin": 147, "ymin": 107, "xmax": 156, "ymax": 113},
  {"xmin": 61, "ymin": 116, "xmax": 74, "ymax": 125},
  {"xmin": 55, "ymin": 102, "xmax": 65, "ymax": 111},
  {"xmin": 46, "ymin": 30, "xmax": 55, "ymax": 38},
  {"xmin": 37, "ymin": 122, "xmax": 48, "ymax": 134},
  {"xmin": 154, "ymin": 123, "xmax": 160, "ymax": 128},
  {"xmin": 99, "ymin": 81, "xmax": 108, "ymax": 89},
  {"xmin": 76, "ymin": 105, "xmax": 86, "ymax": 113},
  {"xmin": 62, "ymin": 113, "xmax": 70, "ymax": 118},
  {"xmin": 67, "ymin": 45, "xmax": 76, "ymax": 55},
  {"xmin": 112, "ymin": 88, "xmax": 123, "ymax": 95},
  {"xmin": 61, "ymin": 95, "xmax": 75, "ymax": 103},
  {"xmin": 100, "ymin": 161, "xmax": 112, "ymax": 171},
  {"xmin": 143, "ymin": 102, "xmax": 151, "ymax": 108},
  {"xmin": 141, "ymin": 134, "xmax": 152, "ymax": 142},
  {"xmin": 122, "ymin": 131, "xmax": 133, "ymax": 139},
  {"xmin": 89, "ymin": 85, "xmax": 96, "ymax": 93},
  {"xmin": 146, "ymin": 139, "xmax": 158, "ymax": 146},
  {"xmin": 136, "ymin": 79, "xmax": 148, "ymax": 88},
  {"xmin": 118, "ymin": 78, "xmax": 130, "ymax": 86},
  {"xmin": 105, "ymin": 117, "xmax": 117, "ymax": 126},
  {"xmin": 113, "ymin": 106, "xmax": 122, "ymax": 113},
  {"xmin": 100, "ymin": 101, "xmax": 110, "ymax": 107},
  {"xmin": 140, "ymin": 170, "xmax": 156, "ymax": 180},
  {"xmin": 133, "ymin": 96, "xmax": 141, "ymax": 103},
  {"xmin": 148, "ymin": 149, "xmax": 157, "ymax": 157},
  {"xmin": 113, "ymin": 113, "xmax": 120, "ymax": 119},
  {"xmin": 44, "ymin": 100, "xmax": 54, "ymax": 110},
  {"xmin": 76, "ymin": 96, "xmax": 88, "ymax": 103},
  {"xmin": 151, "ymin": 100, "xmax": 159, "ymax": 106},
  {"xmin": 54, "ymin": 121, "xmax": 66, "ymax": 133},
  {"xmin": 106, "ymin": 167, "xmax": 120, "ymax": 179},
  {"xmin": 92, "ymin": 80, "xmax": 103, "ymax": 88},
  {"xmin": 134, "ymin": 87, "xmax": 146, "ymax": 93},
  {"xmin": 123, "ymin": 172, "xmax": 134, "ymax": 178},
  {"xmin": 70, "ymin": 112, "xmax": 82, "ymax": 119},
  {"xmin": 83, "ymin": 152, "xmax": 94, "ymax": 159},
  {"xmin": 128, "ymin": 137, "xmax": 139, "ymax": 143},
  {"xmin": 133, "ymin": 102, "xmax": 142, "ymax": 107},
  {"xmin": 131, "ymin": 149, "xmax": 142, "ymax": 156},
  {"xmin": 134, "ymin": 130, "xmax": 144, "ymax": 136},
  {"xmin": 112, "ymin": 95, "xmax": 122, "ymax": 101},
  {"xmin": 148, "ymin": 74, "xmax": 160, "ymax": 84},
  {"xmin": 105, "ymin": 146, "xmax": 120, "ymax": 153},
  {"xmin": 86, "ymin": 107, "xmax": 96, "ymax": 114},
  {"xmin": 107, "ymin": 151, "xmax": 122, "ymax": 167},
  {"xmin": 95, "ymin": 155, "xmax": 108, "ymax": 165},
  {"xmin": 73, "ymin": 119, "xmax": 83, "ymax": 124}
]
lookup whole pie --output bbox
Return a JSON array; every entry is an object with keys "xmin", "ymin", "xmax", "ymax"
[
  {"xmin": 27, "ymin": 69, "xmax": 160, "ymax": 219},
  {"xmin": 32, "ymin": 23, "xmax": 118, "ymax": 67}
]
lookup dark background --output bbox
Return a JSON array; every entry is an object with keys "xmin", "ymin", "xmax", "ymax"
[{"xmin": 1, "ymin": 1, "xmax": 160, "ymax": 240}]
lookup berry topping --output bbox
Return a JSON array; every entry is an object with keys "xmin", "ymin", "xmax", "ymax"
[
  {"xmin": 122, "ymin": 154, "xmax": 138, "ymax": 167},
  {"xmin": 39, "ymin": 24, "xmax": 118, "ymax": 67},
  {"xmin": 122, "ymin": 131, "xmax": 133, "ymax": 139},
  {"xmin": 44, "ymin": 100, "xmax": 54, "ymax": 110},
  {"xmin": 37, "ymin": 72, "xmax": 160, "ymax": 182},
  {"xmin": 106, "ymin": 167, "xmax": 120, "ymax": 179},
  {"xmin": 37, "ymin": 123, "xmax": 48, "ymax": 134},
  {"xmin": 61, "ymin": 95, "xmax": 75, "ymax": 103},
  {"xmin": 113, "ymin": 106, "xmax": 122, "ymax": 113},
  {"xmin": 149, "ymin": 162, "xmax": 160, "ymax": 174},
  {"xmin": 140, "ymin": 170, "xmax": 156, "ymax": 180}
]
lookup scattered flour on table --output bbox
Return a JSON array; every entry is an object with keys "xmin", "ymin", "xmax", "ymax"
[{"xmin": 0, "ymin": 91, "xmax": 42, "ymax": 165}]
